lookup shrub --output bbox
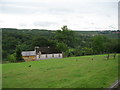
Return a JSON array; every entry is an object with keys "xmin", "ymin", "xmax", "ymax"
[
  {"xmin": 81, "ymin": 47, "xmax": 93, "ymax": 55},
  {"xmin": 7, "ymin": 53, "xmax": 16, "ymax": 62}
]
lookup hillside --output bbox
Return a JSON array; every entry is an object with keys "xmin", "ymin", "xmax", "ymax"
[
  {"xmin": 2, "ymin": 28, "xmax": 119, "ymax": 62},
  {"xmin": 2, "ymin": 54, "xmax": 118, "ymax": 88}
]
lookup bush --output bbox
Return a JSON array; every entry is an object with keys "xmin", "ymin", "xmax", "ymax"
[
  {"xmin": 7, "ymin": 53, "xmax": 16, "ymax": 62},
  {"xmin": 64, "ymin": 48, "xmax": 76, "ymax": 57},
  {"xmin": 81, "ymin": 47, "xmax": 93, "ymax": 55}
]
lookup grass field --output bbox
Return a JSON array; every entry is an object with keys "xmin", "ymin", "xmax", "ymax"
[{"xmin": 2, "ymin": 54, "xmax": 119, "ymax": 88}]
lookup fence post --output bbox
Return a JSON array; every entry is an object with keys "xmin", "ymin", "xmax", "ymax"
[
  {"xmin": 107, "ymin": 54, "xmax": 109, "ymax": 60},
  {"xmin": 114, "ymin": 53, "xmax": 116, "ymax": 59}
]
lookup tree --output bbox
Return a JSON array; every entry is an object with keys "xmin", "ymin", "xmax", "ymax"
[
  {"xmin": 91, "ymin": 35, "xmax": 108, "ymax": 54},
  {"xmin": 102, "ymin": 38, "xmax": 119, "ymax": 53},
  {"xmin": 7, "ymin": 53, "xmax": 16, "ymax": 62},
  {"xmin": 55, "ymin": 26, "xmax": 76, "ymax": 47},
  {"xmin": 56, "ymin": 42, "xmax": 68, "ymax": 52},
  {"xmin": 15, "ymin": 45, "xmax": 23, "ymax": 61},
  {"xmin": 32, "ymin": 37, "xmax": 50, "ymax": 48},
  {"xmin": 81, "ymin": 47, "xmax": 93, "ymax": 55}
]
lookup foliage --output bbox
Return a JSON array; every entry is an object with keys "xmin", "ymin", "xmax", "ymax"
[
  {"xmin": 2, "ymin": 27, "xmax": 119, "ymax": 61},
  {"xmin": 56, "ymin": 42, "xmax": 68, "ymax": 52},
  {"xmin": 32, "ymin": 37, "xmax": 50, "ymax": 47},
  {"xmin": 92, "ymin": 35, "xmax": 109, "ymax": 54},
  {"xmin": 55, "ymin": 26, "xmax": 76, "ymax": 47},
  {"xmin": 91, "ymin": 35, "xmax": 119, "ymax": 54},
  {"xmin": 64, "ymin": 48, "xmax": 75, "ymax": 57},
  {"xmin": 15, "ymin": 45, "xmax": 23, "ymax": 61},
  {"xmin": 81, "ymin": 47, "xmax": 93, "ymax": 55},
  {"xmin": 7, "ymin": 53, "xmax": 16, "ymax": 62},
  {"xmin": 65, "ymin": 47, "xmax": 93, "ymax": 57}
]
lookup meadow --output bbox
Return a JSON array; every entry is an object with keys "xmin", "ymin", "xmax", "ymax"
[{"xmin": 2, "ymin": 54, "xmax": 119, "ymax": 88}]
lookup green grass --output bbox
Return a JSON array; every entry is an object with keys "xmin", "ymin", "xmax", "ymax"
[{"xmin": 2, "ymin": 54, "xmax": 119, "ymax": 88}]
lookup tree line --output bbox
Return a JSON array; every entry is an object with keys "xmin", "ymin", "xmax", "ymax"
[{"xmin": 2, "ymin": 26, "xmax": 120, "ymax": 62}]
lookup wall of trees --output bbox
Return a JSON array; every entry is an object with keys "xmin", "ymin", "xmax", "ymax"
[{"xmin": 2, "ymin": 27, "xmax": 120, "ymax": 62}]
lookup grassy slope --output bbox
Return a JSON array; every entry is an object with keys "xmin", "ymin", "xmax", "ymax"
[{"xmin": 2, "ymin": 54, "xmax": 119, "ymax": 88}]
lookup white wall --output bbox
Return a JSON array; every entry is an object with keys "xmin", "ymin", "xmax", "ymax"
[{"xmin": 36, "ymin": 53, "xmax": 63, "ymax": 60}]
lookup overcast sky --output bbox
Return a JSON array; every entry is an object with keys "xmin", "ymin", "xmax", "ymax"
[{"xmin": 0, "ymin": 0, "xmax": 119, "ymax": 30}]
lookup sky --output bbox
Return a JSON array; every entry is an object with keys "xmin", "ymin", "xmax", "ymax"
[{"xmin": 0, "ymin": 0, "xmax": 119, "ymax": 31}]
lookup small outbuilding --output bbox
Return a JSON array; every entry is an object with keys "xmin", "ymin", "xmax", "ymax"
[{"xmin": 22, "ymin": 51, "xmax": 36, "ymax": 62}]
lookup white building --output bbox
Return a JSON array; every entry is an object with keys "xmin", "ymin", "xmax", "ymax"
[{"xmin": 22, "ymin": 46, "xmax": 63, "ymax": 61}]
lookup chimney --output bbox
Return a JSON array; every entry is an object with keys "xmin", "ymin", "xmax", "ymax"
[{"xmin": 35, "ymin": 46, "xmax": 39, "ymax": 55}]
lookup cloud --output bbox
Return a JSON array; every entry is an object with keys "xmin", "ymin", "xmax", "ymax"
[
  {"xmin": 19, "ymin": 23, "xmax": 27, "ymax": 27},
  {"xmin": 109, "ymin": 25, "xmax": 117, "ymax": 29},
  {"xmin": 0, "ymin": 0, "xmax": 118, "ymax": 30},
  {"xmin": 33, "ymin": 21, "xmax": 58, "ymax": 27}
]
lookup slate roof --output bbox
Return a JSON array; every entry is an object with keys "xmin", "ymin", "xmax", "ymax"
[
  {"xmin": 36, "ymin": 47, "xmax": 61, "ymax": 54},
  {"xmin": 22, "ymin": 51, "xmax": 36, "ymax": 56}
]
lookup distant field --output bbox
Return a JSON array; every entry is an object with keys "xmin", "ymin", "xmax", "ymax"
[{"xmin": 2, "ymin": 54, "xmax": 119, "ymax": 88}]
